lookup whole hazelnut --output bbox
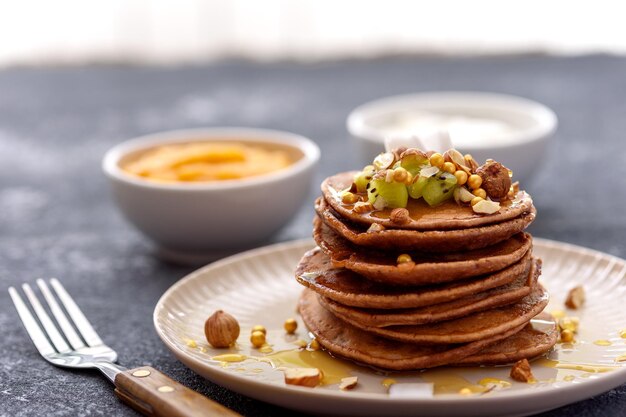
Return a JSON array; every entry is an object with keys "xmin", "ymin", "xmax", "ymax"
[
  {"xmin": 204, "ymin": 310, "xmax": 240, "ymax": 348},
  {"xmin": 476, "ymin": 161, "xmax": 511, "ymax": 199},
  {"xmin": 389, "ymin": 208, "xmax": 410, "ymax": 224}
]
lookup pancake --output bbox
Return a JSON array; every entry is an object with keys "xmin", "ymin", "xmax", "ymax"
[
  {"xmin": 314, "ymin": 217, "xmax": 532, "ymax": 285},
  {"xmin": 322, "ymin": 171, "xmax": 534, "ymax": 231},
  {"xmin": 319, "ymin": 258, "xmax": 541, "ymax": 327},
  {"xmin": 454, "ymin": 313, "xmax": 558, "ymax": 365},
  {"xmin": 298, "ymin": 288, "xmax": 528, "ymax": 371},
  {"xmin": 315, "ymin": 197, "xmax": 536, "ymax": 252},
  {"xmin": 296, "ymin": 248, "xmax": 533, "ymax": 309},
  {"xmin": 332, "ymin": 284, "xmax": 549, "ymax": 344}
]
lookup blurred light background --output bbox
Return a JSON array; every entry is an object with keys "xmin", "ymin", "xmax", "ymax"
[{"xmin": 0, "ymin": 0, "xmax": 623, "ymax": 67}]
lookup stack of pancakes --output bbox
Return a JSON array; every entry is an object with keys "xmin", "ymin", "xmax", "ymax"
[{"xmin": 296, "ymin": 171, "xmax": 558, "ymax": 371}]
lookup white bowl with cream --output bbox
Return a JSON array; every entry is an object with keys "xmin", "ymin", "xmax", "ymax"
[
  {"xmin": 347, "ymin": 92, "xmax": 557, "ymax": 182},
  {"xmin": 102, "ymin": 127, "xmax": 320, "ymax": 263}
]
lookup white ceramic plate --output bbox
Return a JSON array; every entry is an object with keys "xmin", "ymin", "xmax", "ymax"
[{"xmin": 154, "ymin": 238, "xmax": 626, "ymax": 417}]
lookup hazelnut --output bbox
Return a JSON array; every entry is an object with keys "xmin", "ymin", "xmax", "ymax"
[
  {"xmin": 389, "ymin": 208, "xmax": 410, "ymax": 224},
  {"xmin": 204, "ymin": 310, "xmax": 240, "ymax": 348},
  {"xmin": 510, "ymin": 358, "xmax": 535, "ymax": 383},
  {"xmin": 476, "ymin": 161, "xmax": 512, "ymax": 199},
  {"xmin": 565, "ymin": 285, "xmax": 585, "ymax": 309}
]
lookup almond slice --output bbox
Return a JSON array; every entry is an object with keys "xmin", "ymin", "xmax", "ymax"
[
  {"xmin": 283, "ymin": 368, "xmax": 322, "ymax": 388},
  {"xmin": 472, "ymin": 199, "xmax": 501, "ymax": 214}
]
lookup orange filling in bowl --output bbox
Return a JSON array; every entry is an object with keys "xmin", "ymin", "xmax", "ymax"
[{"xmin": 122, "ymin": 142, "xmax": 294, "ymax": 183}]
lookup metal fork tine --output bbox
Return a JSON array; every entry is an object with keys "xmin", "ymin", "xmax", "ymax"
[
  {"xmin": 22, "ymin": 284, "xmax": 71, "ymax": 353},
  {"xmin": 50, "ymin": 278, "xmax": 103, "ymax": 347},
  {"xmin": 37, "ymin": 279, "xmax": 86, "ymax": 350},
  {"xmin": 8, "ymin": 287, "xmax": 57, "ymax": 357}
]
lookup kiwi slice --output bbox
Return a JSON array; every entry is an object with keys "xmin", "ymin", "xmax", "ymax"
[
  {"xmin": 408, "ymin": 176, "xmax": 429, "ymax": 199},
  {"xmin": 367, "ymin": 178, "xmax": 408, "ymax": 209},
  {"xmin": 354, "ymin": 165, "xmax": 375, "ymax": 193},
  {"xmin": 400, "ymin": 153, "xmax": 429, "ymax": 177},
  {"xmin": 423, "ymin": 173, "xmax": 458, "ymax": 206}
]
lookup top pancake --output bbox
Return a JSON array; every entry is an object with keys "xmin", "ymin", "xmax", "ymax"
[
  {"xmin": 322, "ymin": 171, "xmax": 534, "ymax": 231},
  {"xmin": 315, "ymin": 197, "xmax": 536, "ymax": 252}
]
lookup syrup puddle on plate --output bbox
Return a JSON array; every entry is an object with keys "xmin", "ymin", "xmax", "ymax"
[{"xmin": 197, "ymin": 317, "xmax": 626, "ymax": 396}]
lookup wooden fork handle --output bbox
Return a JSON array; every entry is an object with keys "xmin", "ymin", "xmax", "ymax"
[{"xmin": 114, "ymin": 366, "xmax": 242, "ymax": 417}]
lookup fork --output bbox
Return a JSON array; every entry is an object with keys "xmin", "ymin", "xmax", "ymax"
[{"xmin": 9, "ymin": 278, "xmax": 241, "ymax": 417}]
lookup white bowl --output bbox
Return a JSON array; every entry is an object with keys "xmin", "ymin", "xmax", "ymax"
[
  {"xmin": 102, "ymin": 128, "xmax": 320, "ymax": 263},
  {"xmin": 347, "ymin": 92, "xmax": 557, "ymax": 183}
]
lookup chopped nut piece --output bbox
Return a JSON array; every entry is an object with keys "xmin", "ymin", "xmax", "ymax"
[
  {"xmin": 464, "ymin": 154, "xmax": 479, "ymax": 172},
  {"xmin": 444, "ymin": 149, "xmax": 471, "ymax": 173},
  {"xmin": 510, "ymin": 359, "xmax": 535, "ymax": 383},
  {"xmin": 283, "ymin": 368, "xmax": 322, "ymax": 388},
  {"xmin": 373, "ymin": 152, "xmax": 396, "ymax": 170},
  {"xmin": 392, "ymin": 167, "xmax": 409, "ymax": 183},
  {"xmin": 339, "ymin": 376, "xmax": 358, "ymax": 390},
  {"xmin": 456, "ymin": 187, "xmax": 474, "ymax": 203},
  {"xmin": 400, "ymin": 148, "xmax": 428, "ymax": 160},
  {"xmin": 476, "ymin": 161, "xmax": 512, "ymax": 199},
  {"xmin": 565, "ymin": 286, "xmax": 585, "ymax": 309},
  {"xmin": 472, "ymin": 199, "xmax": 501, "ymax": 214},
  {"xmin": 389, "ymin": 208, "xmax": 410, "ymax": 224},
  {"xmin": 353, "ymin": 201, "xmax": 373, "ymax": 214},
  {"xmin": 367, "ymin": 223, "xmax": 385, "ymax": 232}
]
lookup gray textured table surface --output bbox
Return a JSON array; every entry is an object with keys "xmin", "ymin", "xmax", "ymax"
[{"xmin": 1, "ymin": 55, "xmax": 625, "ymax": 417}]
